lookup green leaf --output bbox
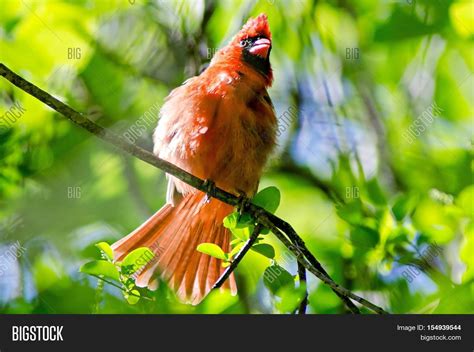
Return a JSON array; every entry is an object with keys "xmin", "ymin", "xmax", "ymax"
[
  {"xmin": 124, "ymin": 290, "xmax": 140, "ymax": 305},
  {"xmin": 412, "ymin": 198, "xmax": 457, "ymax": 244},
  {"xmin": 4, "ymin": 16, "xmax": 22, "ymax": 36},
  {"xmin": 232, "ymin": 224, "xmax": 253, "ymax": 241},
  {"xmin": 392, "ymin": 194, "xmax": 417, "ymax": 221},
  {"xmin": 252, "ymin": 186, "xmax": 281, "ymax": 214},
  {"xmin": 225, "ymin": 212, "xmax": 253, "ymax": 228},
  {"xmin": 379, "ymin": 209, "xmax": 395, "ymax": 245},
  {"xmin": 366, "ymin": 178, "xmax": 387, "ymax": 206},
  {"xmin": 276, "ymin": 285, "xmax": 307, "ymax": 313},
  {"xmin": 121, "ymin": 247, "xmax": 155, "ymax": 275},
  {"xmin": 80, "ymin": 260, "xmax": 120, "ymax": 282},
  {"xmin": 230, "ymin": 238, "xmax": 243, "ymax": 246},
  {"xmin": 229, "ymin": 242, "xmax": 244, "ymax": 258},
  {"xmin": 350, "ymin": 226, "xmax": 380, "ymax": 250},
  {"xmin": 263, "ymin": 264, "xmax": 294, "ymax": 295},
  {"xmin": 223, "ymin": 212, "xmax": 238, "ymax": 229},
  {"xmin": 251, "ymin": 243, "xmax": 275, "ymax": 259},
  {"xmin": 95, "ymin": 242, "xmax": 114, "ymax": 261},
  {"xmin": 234, "ymin": 226, "xmax": 254, "ymax": 241},
  {"xmin": 224, "ymin": 212, "xmax": 255, "ymax": 240},
  {"xmin": 386, "ymin": 227, "xmax": 410, "ymax": 256},
  {"xmin": 235, "ymin": 213, "xmax": 254, "ymax": 227},
  {"xmin": 337, "ymin": 200, "xmax": 363, "ymax": 225},
  {"xmin": 197, "ymin": 243, "xmax": 227, "ymax": 260}
]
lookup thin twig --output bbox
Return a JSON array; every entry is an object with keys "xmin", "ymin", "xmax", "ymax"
[
  {"xmin": 297, "ymin": 261, "xmax": 308, "ymax": 314},
  {"xmin": 264, "ymin": 221, "xmax": 387, "ymax": 314},
  {"xmin": 0, "ymin": 63, "xmax": 388, "ymax": 314},
  {"xmin": 213, "ymin": 224, "xmax": 263, "ymax": 289},
  {"xmin": 90, "ymin": 275, "xmax": 153, "ymax": 301},
  {"xmin": 94, "ymin": 275, "xmax": 105, "ymax": 313},
  {"xmin": 262, "ymin": 212, "xmax": 361, "ymax": 313}
]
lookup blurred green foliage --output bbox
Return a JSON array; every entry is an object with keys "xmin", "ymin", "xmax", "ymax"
[{"xmin": 0, "ymin": 0, "xmax": 472, "ymax": 314}]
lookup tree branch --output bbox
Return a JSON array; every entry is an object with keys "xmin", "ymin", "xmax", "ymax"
[
  {"xmin": 260, "ymin": 211, "xmax": 361, "ymax": 313},
  {"xmin": 265, "ymin": 222, "xmax": 386, "ymax": 314},
  {"xmin": 213, "ymin": 223, "xmax": 263, "ymax": 290},
  {"xmin": 0, "ymin": 63, "xmax": 388, "ymax": 314}
]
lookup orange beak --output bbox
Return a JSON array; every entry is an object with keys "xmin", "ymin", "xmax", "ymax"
[{"xmin": 249, "ymin": 38, "xmax": 271, "ymax": 59}]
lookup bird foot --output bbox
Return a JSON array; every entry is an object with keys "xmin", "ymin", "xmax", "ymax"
[
  {"xmin": 202, "ymin": 179, "xmax": 216, "ymax": 203},
  {"xmin": 236, "ymin": 190, "xmax": 250, "ymax": 216}
]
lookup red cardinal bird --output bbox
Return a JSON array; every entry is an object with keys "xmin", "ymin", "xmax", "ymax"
[{"xmin": 112, "ymin": 14, "xmax": 276, "ymax": 304}]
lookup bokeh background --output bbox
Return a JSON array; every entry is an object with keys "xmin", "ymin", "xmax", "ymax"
[{"xmin": 0, "ymin": 0, "xmax": 472, "ymax": 314}]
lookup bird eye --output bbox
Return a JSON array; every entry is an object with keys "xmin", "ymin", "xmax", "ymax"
[{"xmin": 240, "ymin": 39, "xmax": 251, "ymax": 48}]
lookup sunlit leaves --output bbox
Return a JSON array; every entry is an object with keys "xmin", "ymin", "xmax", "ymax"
[
  {"xmin": 95, "ymin": 242, "xmax": 113, "ymax": 261},
  {"xmin": 124, "ymin": 290, "xmax": 141, "ymax": 305},
  {"xmin": 412, "ymin": 198, "xmax": 457, "ymax": 244},
  {"xmin": 80, "ymin": 260, "xmax": 120, "ymax": 282},
  {"xmin": 219, "ymin": 186, "xmax": 280, "ymax": 264},
  {"xmin": 196, "ymin": 243, "xmax": 228, "ymax": 261},
  {"xmin": 223, "ymin": 212, "xmax": 253, "ymax": 241},
  {"xmin": 121, "ymin": 247, "xmax": 154, "ymax": 276},
  {"xmin": 80, "ymin": 242, "xmax": 154, "ymax": 305},
  {"xmin": 450, "ymin": 1, "xmax": 474, "ymax": 38}
]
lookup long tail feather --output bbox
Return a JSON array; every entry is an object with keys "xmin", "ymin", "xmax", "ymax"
[{"xmin": 112, "ymin": 191, "xmax": 236, "ymax": 304}]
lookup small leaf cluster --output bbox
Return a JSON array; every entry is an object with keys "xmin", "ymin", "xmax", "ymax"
[
  {"xmin": 197, "ymin": 186, "xmax": 306, "ymax": 310},
  {"xmin": 80, "ymin": 242, "xmax": 155, "ymax": 305},
  {"xmin": 197, "ymin": 187, "xmax": 280, "ymax": 265}
]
